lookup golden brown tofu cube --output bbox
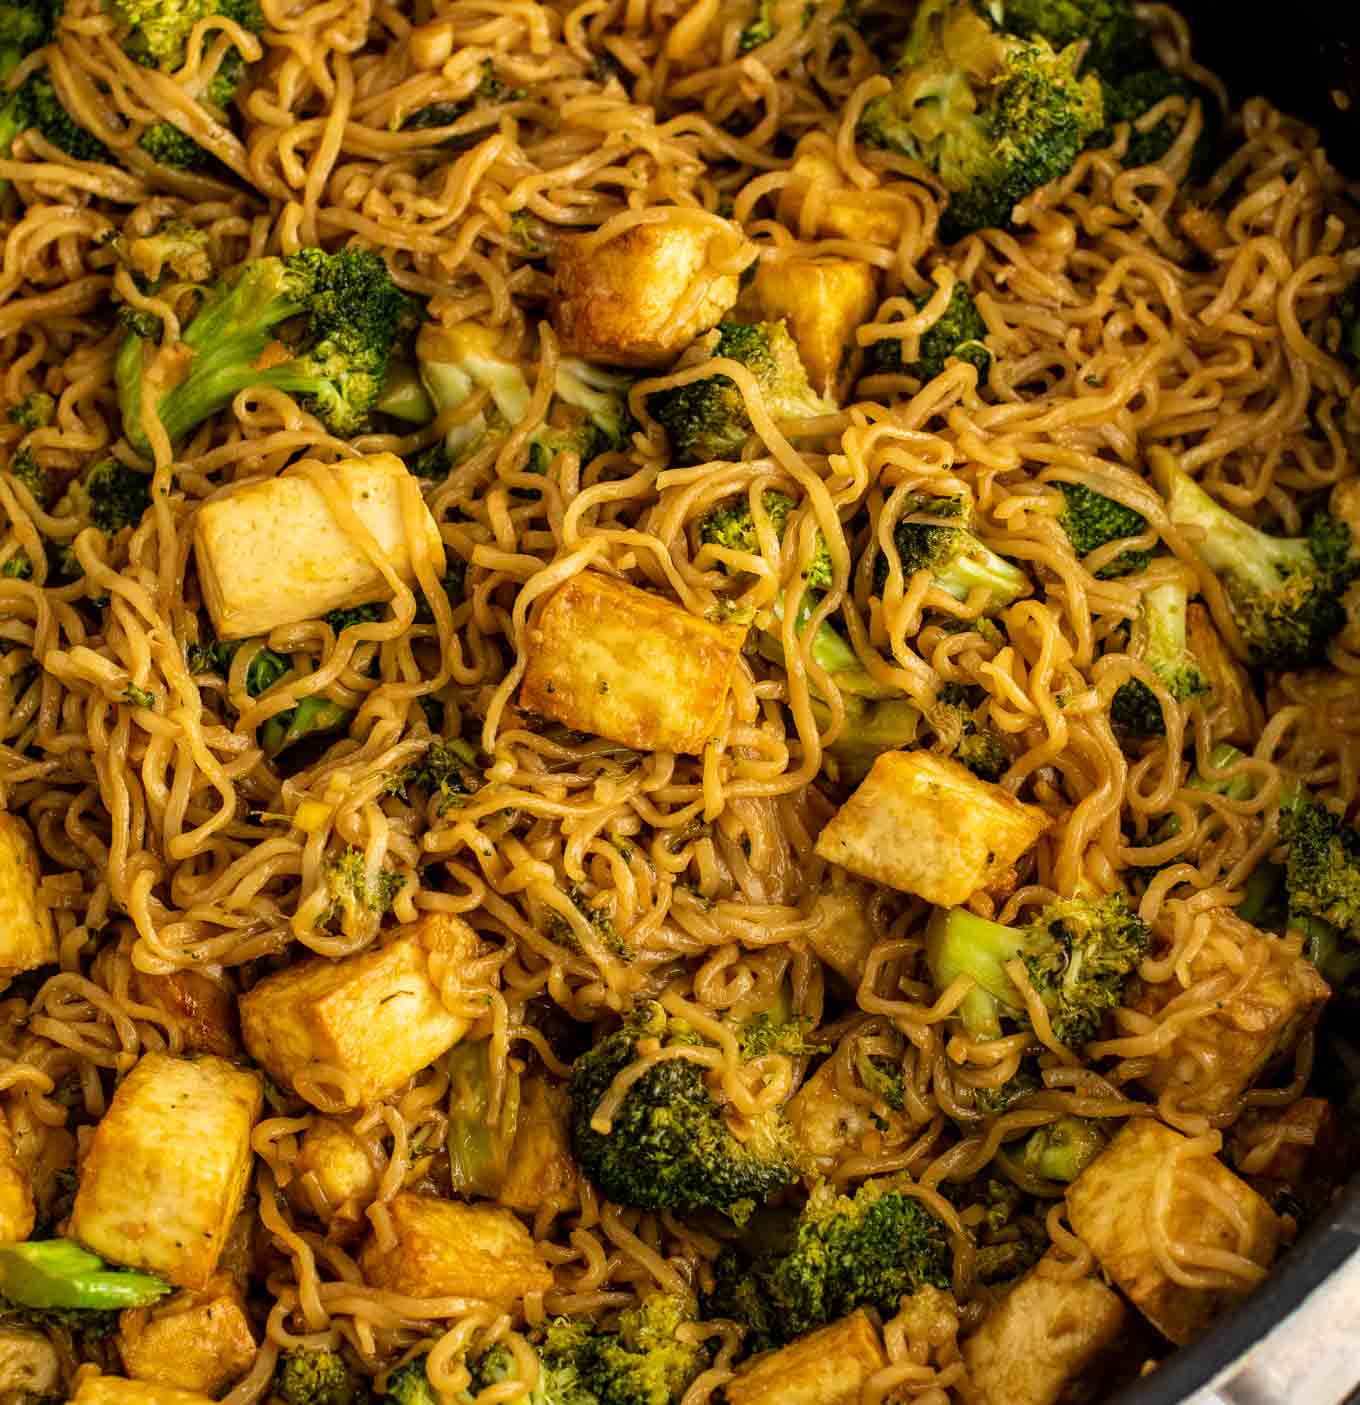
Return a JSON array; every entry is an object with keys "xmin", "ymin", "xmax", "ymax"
[
  {"xmin": 963, "ymin": 1258, "xmax": 1126, "ymax": 1405},
  {"xmin": 0, "ymin": 814, "xmax": 56, "ymax": 985},
  {"xmin": 239, "ymin": 912, "xmax": 478, "ymax": 1108},
  {"xmin": 71, "ymin": 1053, "xmax": 262, "ymax": 1290},
  {"xmin": 553, "ymin": 219, "xmax": 747, "ymax": 367},
  {"xmin": 289, "ymin": 1116, "xmax": 381, "ymax": 1229},
  {"xmin": 1066, "ymin": 1119, "xmax": 1279, "ymax": 1345},
  {"xmin": 130, "ymin": 969, "xmax": 238, "ymax": 1057},
  {"xmin": 0, "ymin": 1112, "xmax": 33, "ymax": 1243},
  {"xmin": 499, "ymin": 1079, "xmax": 578, "ymax": 1213},
  {"xmin": 752, "ymin": 257, "xmax": 878, "ymax": 400},
  {"xmin": 1132, "ymin": 916, "xmax": 1328, "ymax": 1115},
  {"xmin": 72, "ymin": 1377, "xmax": 217, "ymax": 1405},
  {"xmin": 520, "ymin": 571, "xmax": 748, "ymax": 756},
  {"xmin": 0, "ymin": 1325, "xmax": 59, "ymax": 1396},
  {"xmin": 118, "ymin": 1277, "xmax": 256, "ymax": 1396},
  {"xmin": 359, "ymin": 1192, "xmax": 553, "ymax": 1303},
  {"xmin": 786, "ymin": 1059, "xmax": 880, "ymax": 1179},
  {"xmin": 777, "ymin": 153, "xmax": 906, "ymax": 246},
  {"xmin": 804, "ymin": 879, "xmax": 880, "ymax": 990},
  {"xmin": 193, "ymin": 452, "xmax": 446, "ymax": 640},
  {"xmin": 725, "ymin": 1310, "xmax": 885, "ymax": 1405},
  {"xmin": 814, "ymin": 752, "xmax": 1050, "ymax": 906},
  {"xmin": 1230, "ymin": 1097, "xmax": 1348, "ymax": 1217}
]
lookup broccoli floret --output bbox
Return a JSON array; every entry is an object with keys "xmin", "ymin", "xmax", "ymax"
[
  {"xmin": 739, "ymin": 0, "xmax": 775, "ymax": 51},
  {"xmin": 1018, "ymin": 1115, "xmax": 1107, "ymax": 1181},
  {"xmin": 323, "ymin": 601, "xmax": 384, "ymax": 633},
  {"xmin": 386, "ymin": 1355, "xmax": 438, "ymax": 1405},
  {"xmin": 0, "ymin": 1239, "xmax": 169, "ymax": 1311},
  {"xmin": 0, "ymin": 0, "xmax": 56, "ymax": 62},
  {"xmin": 0, "ymin": 71, "xmax": 110, "ymax": 163},
  {"xmin": 1282, "ymin": 792, "xmax": 1360, "ymax": 943},
  {"xmin": 114, "ymin": 0, "xmax": 261, "ymax": 67},
  {"xmin": 64, "ymin": 458, "xmax": 152, "ymax": 533},
  {"xmin": 123, "ymin": 682, "xmax": 155, "ymax": 707},
  {"xmin": 1110, "ymin": 578, "xmax": 1211, "ymax": 736},
  {"xmin": 187, "ymin": 634, "xmax": 287, "ymax": 696},
  {"xmin": 973, "ymin": 1065, "xmax": 1042, "ymax": 1116},
  {"xmin": 527, "ymin": 357, "xmax": 634, "ymax": 474},
  {"xmin": 705, "ymin": 1180, "xmax": 952, "ymax": 1350},
  {"xmin": 276, "ymin": 1346, "xmax": 367, "ymax": 1405},
  {"xmin": 648, "ymin": 320, "xmax": 832, "ymax": 466},
  {"xmin": 1096, "ymin": 67, "xmax": 1218, "ymax": 177},
  {"xmin": 866, "ymin": 283, "xmax": 991, "ymax": 385},
  {"xmin": 568, "ymin": 1001, "xmax": 800, "ymax": 1219},
  {"xmin": 873, "ymin": 493, "xmax": 1030, "ymax": 612},
  {"xmin": 997, "ymin": 0, "xmax": 1143, "ymax": 74},
  {"xmin": 8, "ymin": 390, "xmax": 53, "ymax": 430},
  {"xmin": 549, "ymin": 883, "xmax": 630, "ymax": 960},
  {"xmin": 935, "ymin": 682, "xmax": 1009, "ymax": 781},
  {"xmin": 1152, "ymin": 450, "xmax": 1359, "ymax": 669},
  {"xmin": 261, "ymin": 695, "xmax": 353, "ymax": 757},
  {"xmin": 926, "ymin": 892, "xmax": 1150, "ymax": 1045},
  {"xmin": 8, "ymin": 446, "xmax": 52, "ymax": 506},
  {"xmin": 401, "ymin": 59, "xmax": 526, "ymax": 135},
  {"xmin": 138, "ymin": 117, "xmax": 211, "ymax": 169},
  {"xmin": 702, "ymin": 490, "xmax": 831, "ymax": 590},
  {"xmin": 322, "ymin": 845, "xmax": 402, "ymax": 925},
  {"xmin": 383, "ymin": 737, "xmax": 479, "ymax": 812},
  {"xmin": 546, "ymin": 1294, "xmax": 709, "ymax": 1405},
  {"xmin": 1056, "ymin": 480, "xmax": 1151, "ymax": 578},
  {"xmin": 857, "ymin": 0, "xmax": 1104, "ymax": 240},
  {"xmin": 117, "ymin": 247, "xmax": 409, "ymax": 451},
  {"xmin": 1, "ymin": 549, "xmax": 30, "ymax": 578}
]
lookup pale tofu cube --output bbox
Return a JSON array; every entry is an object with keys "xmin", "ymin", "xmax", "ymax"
[
  {"xmin": 498, "ymin": 1079, "xmax": 578, "ymax": 1213},
  {"xmin": 1066, "ymin": 1119, "xmax": 1279, "ymax": 1345},
  {"xmin": 962, "ymin": 1257, "xmax": 1126, "ymax": 1405},
  {"xmin": 725, "ymin": 1310, "xmax": 885, "ymax": 1405},
  {"xmin": 289, "ymin": 1116, "xmax": 381, "ymax": 1228},
  {"xmin": 359, "ymin": 1192, "xmax": 553, "ymax": 1303},
  {"xmin": 239, "ymin": 912, "xmax": 478, "ymax": 1108},
  {"xmin": 0, "ymin": 1112, "xmax": 33, "ymax": 1242},
  {"xmin": 129, "ymin": 969, "xmax": 238, "ymax": 1057},
  {"xmin": 553, "ymin": 219, "xmax": 748, "ymax": 367},
  {"xmin": 193, "ymin": 452, "xmax": 446, "ymax": 640},
  {"xmin": 71, "ymin": 1053, "xmax": 262, "ymax": 1290},
  {"xmin": 1131, "ymin": 916, "xmax": 1328, "ymax": 1115},
  {"xmin": 786, "ymin": 1059, "xmax": 879, "ymax": 1179},
  {"xmin": 752, "ymin": 257, "xmax": 878, "ymax": 400},
  {"xmin": 804, "ymin": 879, "xmax": 880, "ymax": 989},
  {"xmin": 814, "ymin": 752, "xmax": 1050, "ymax": 906},
  {"xmin": 0, "ymin": 1326, "xmax": 59, "ymax": 1397},
  {"xmin": 777, "ymin": 153, "xmax": 906, "ymax": 246},
  {"xmin": 118, "ymin": 1277, "xmax": 256, "ymax": 1396},
  {"xmin": 0, "ymin": 814, "xmax": 57, "ymax": 984},
  {"xmin": 520, "ymin": 571, "xmax": 749, "ymax": 756},
  {"xmin": 72, "ymin": 1377, "xmax": 217, "ymax": 1405}
]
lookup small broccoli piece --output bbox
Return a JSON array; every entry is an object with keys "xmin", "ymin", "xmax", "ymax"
[
  {"xmin": 926, "ymin": 892, "xmax": 1150, "ymax": 1045},
  {"xmin": 0, "ymin": 1239, "xmax": 169, "ymax": 1311},
  {"xmin": 546, "ymin": 1294, "xmax": 709, "ymax": 1405},
  {"xmin": 64, "ymin": 458, "xmax": 152, "ymax": 534},
  {"xmin": 261, "ymin": 695, "xmax": 353, "ymax": 758},
  {"xmin": 138, "ymin": 117, "xmax": 211, "ymax": 169},
  {"xmin": 383, "ymin": 737, "xmax": 480, "ymax": 812},
  {"xmin": 117, "ymin": 247, "xmax": 409, "ymax": 451},
  {"xmin": 857, "ymin": 0, "xmax": 1104, "ymax": 240},
  {"xmin": 374, "ymin": 361, "xmax": 435, "ymax": 424},
  {"xmin": 8, "ymin": 390, "xmax": 53, "ymax": 431},
  {"xmin": 1, "ymin": 549, "xmax": 30, "ymax": 578},
  {"xmin": 817, "ymin": 696, "xmax": 923, "ymax": 786},
  {"xmin": 445, "ymin": 1040, "xmax": 517, "ymax": 1199},
  {"xmin": 323, "ymin": 601, "xmax": 384, "ymax": 633},
  {"xmin": 0, "ymin": 0, "xmax": 56, "ymax": 63},
  {"xmin": 1152, "ymin": 450, "xmax": 1359, "ymax": 669},
  {"xmin": 527, "ymin": 357, "xmax": 635, "ymax": 474},
  {"xmin": 386, "ymin": 1355, "xmax": 438, "ymax": 1405},
  {"xmin": 549, "ymin": 883, "xmax": 630, "ymax": 960},
  {"xmin": 648, "ymin": 320, "xmax": 832, "ymax": 466},
  {"xmin": 0, "ymin": 70, "xmax": 110, "ymax": 164},
  {"xmin": 417, "ymin": 320, "xmax": 532, "ymax": 465},
  {"xmin": 1056, "ymin": 480, "xmax": 1150, "ymax": 578},
  {"xmin": 187, "ymin": 635, "xmax": 287, "ymax": 696},
  {"xmin": 8, "ymin": 446, "xmax": 52, "ymax": 507},
  {"xmin": 935, "ymin": 682, "xmax": 1009, "ymax": 781},
  {"xmin": 401, "ymin": 59, "xmax": 526, "ymax": 135},
  {"xmin": 973, "ymin": 1065, "xmax": 1042, "ymax": 1116},
  {"xmin": 568, "ymin": 1001, "xmax": 800, "ymax": 1219},
  {"xmin": 701, "ymin": 489, "xmax": 831, "ymax": 591},
  {"xmin": 123, "ymin": 682, "xmax": 155, "ymax": 707},
  {"xmin": 1282, "ymin": 792, "xmax": 1360, "ymax": 943},
  {"xmin": 739, "ymin": 0, "xmax": 774, "ymax": 51},
  {"xmin": 1018, "ymin": 1115, "xmax": 1107, "ymax": 1181},
  {"xmin": 873, "ymin": 493, "xmax": 1030, "ymax": 612},
  {"xmin": 322, "ymin": 845, "xmax": 402, "ymax": 927},
  {"xmin": 1110, "ymin": 578, "xmax": 1211, "ymax": 736},
  {"xmin": 705, "ymin": 1180, "xmax": 952, "ymax": 1350},
  {"xmin": 276, "ymin": 1346, "xmax": 366, "ymax": 1405},
  {"xmin": 1096, "ymin": 67, "xmax": 1218, "ymax": 177},
  {"xmin": 997, "ymin": 0, "xmax": 1143, "ymax": 75},
  {"xmin": 866, "ymin": 284, "xmax": 991, "ymax": 385}
]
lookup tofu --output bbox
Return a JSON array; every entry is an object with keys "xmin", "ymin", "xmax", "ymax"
[
  {"xmin": 725, "ymin": 1310, "xmax": 885, "ymax": 1405},
  {"xmin": 777, "ymin": 153, "xmax": 905, "ymax": 246},
  {"xmin": 239, "ymin": 912, "xmax": 478, "ymax": 1108},
  {"xmin": 814, "ymin": 752, "xmax": 1050, "ymax": 906},
  {"xmin": 71, "ymin": 1053, "xmax": 262, "ymax": 1290},
  {"xmin": 290, "ymin": 1116, "xmax": 381, "ymax": 1226},
  {"xmin": 752, "ymin": 257, "xmax": 878, "ymax": 400},
  {"xmin": 0, "ymin": 814, "xmax": 57, "ymax": 984},
  {"xmin": 193, "ymin": 451, "xmax": 446, "ymax": 640},
  {"xmin": 553, "ymin": 219, "xmax": 747, "ymax": 367},
  {"xmin": 1231, "ymin": 1096, "xmax": 1337, "ymax": 1185},
  {"xmin": 118, "ymin": 1277, "xmax": 256, "ymax": 1395},
  {"xmin": 72, "ymin": 1378, "xmax": 217, "ymax": 1405},
  {"xmin": 130, "ymin": 969, "xmax": 238, "ymax": 1057},
  {"xmin": 963, "ymin": 1258, "xmax": 1126, "ymax": 1405},
  {"xmin": 0, "ymin": 1112, "xmax": 33, "ymax": 1242},
  {"xmin": 520, "ymin": 571, "xmax": 749, "ymax": 756},
  {"xmin": 0, "ymin": 1326, "xmax": 59, "ymax": 1397},
  {"xmin": 358, "ymin": 1192, "xmax": 553, "ymax": 1303},
  {"xmin": 1065, "ymin": 1119, "xmax": 1279, "ymax": 1345},
  {"xmin": 498, "ymin": 1079, "xmax": 579, "ymax": 1213},
  {"xmin": 1186, "ymin": 604, "xmax": 1257, "ymax": 746},
  {"xmin": 786, "ymin": 1058, "xmax": 880, "ymax": 1179},
  {"xmin": 1131, "ymin": 916, "xmax": 1329, "ymax": 1115},
  {"xmin": 804, "ymin": 880, "xmax": 880, "ymax": 989}
]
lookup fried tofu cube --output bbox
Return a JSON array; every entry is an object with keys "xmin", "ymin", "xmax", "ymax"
[
  {"xmin": 752, "ymin": 257, "xmax": 878, "ymax": 400},
  {"xmin": 118, "ymin": 1277, "xmax": 256, "ymax": 1396},
  {"xmin": 72, "ymin": 1377, "xmax": 217, "ymax": 1405},
  {"xmin": 239, "ymin": 912, "xmax": 478, "ymax": 1108},
  {"xmin": 1186, "ymin": 604, "xmax": 1259, "ymax": 746},
  {"xmin": 0, "ymin": 1112, "xmax": 33, "ymax": 1242},
  {"xmin": 1230, "ymin": 1097, "xmax": 1348, "ymax": 1218},
  {"xmin": 1131, "ymin": 916, "xmax": 1329, "ymax": 1115},
  {"xmin": 814, "ymin": 752, "xmax": 1050, "ymax": 906},
  {"xmin": 130, "ymin": 969, "xmax": 238, "ymax": 1057},
  {"xmin": 725, "ymin": 1310, "xmax": 885, "ymax": 1405},
  {"xmin": 1066, "ymin": 1119, "xmax": 1279, "ymax": 1345},
  {"xmin": 498, "ymin": 1079, "xmax": 578, "ymax": 1213},
  {"xmin": 71, "ymin": 1053, "xmax": 262, "ymax": 1290},
  {"xmin": 963, "ymin": 1257, "xmax": 1126, "ymax": 1405},
  {"xmin": 0, "ymin": 814, "xmax": 57, "ymax": 985},
  {"xmin": 289, "ymin": 1116, "xmax": 381, "ymax": 1229},
  {"xmin": 193, "ymin": 452, "xmax": 446, "ymax": 640},
  {"xmin": 777, "ymin": 153, "xmax": 906, "ymax": 246},
  {"xmin": 553, "ymin": 219, "xmax": 748, "ymax": 366},
  {"xmin": 804, "ymin": 879, "xmax": 880, "ymax": 989},
  {"xmin": 786, "ymin": 1059, "xmax": 880, "ymax": 1179},
  {"xmin": 0, "ymin": 1326, "xmax": 59, "ymax": 1397},
  {"xmin": 520, "ymin": 571, "xmax": 748, "ymax": 756},
  {"xmin": 359, "ymin": 1192, "xmax": 553, "ymax": 1303}
]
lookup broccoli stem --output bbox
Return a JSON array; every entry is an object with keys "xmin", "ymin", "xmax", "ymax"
[
  {"xmin": 447, "ymin": 1039, "xmax": 517, "ymax": 1198},
  {"xmin": 0, "ymin": 1240, "xmax": 170, "ymax": 1310},
  {"xmin": 1018, "ymin": 1116, "xmax": 1107, "ymax": 1182},
  {"xmin": 925, "ymin": 906, "xmax": 1026, "ymax": 1039},
  {"xmin": 261, "ymin": 696, "xmax": 352, "ymax": 757},
  {"xmin": 375, "ymin": 361, "xmax": 435, "ymax": 423},
  {"xmin": 814, "ymin": 696, "xmax": 923, "ymax": 785},
  {"xmin": 932, "ymin": 540, "xmax": 1031, "ymax": 606}
]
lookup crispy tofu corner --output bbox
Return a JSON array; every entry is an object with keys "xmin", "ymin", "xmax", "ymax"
[
  {"xmin": 725, "ymin": 1310, "xmax": 885, "ymax": 1405},
  {"xmin": 498, "ymin": 1078, "xmax": 579, "ymax": 1214},
  {"xmin": 117, "ymin": 1277, "xmax": 256, "ymax": 1396},
  {"xmin": 520, "ymin": 571, "xmax": 748, "ymax": 756},
  {"xmin": 72, "ymin": 1376, "xmax": 217, "ymax": 1405},
  {"xmin": 777, "ymin": 152, "xmax": 906, "ymax": 247},
  {"xmin": 813, "ymin": 751, "xmax": 1050, "ymax": 906},
  {"xmin": 0, "ymin": 814, "xmax": 57, "ymax": 985},
  {"xmin": 752, "ymin": 257, "xmax": 879, "ymax": 400}
]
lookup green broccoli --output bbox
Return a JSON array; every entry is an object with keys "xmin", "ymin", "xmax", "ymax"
[
  {"xmin": 1146, "ymin": 741, "xmax": 1261, "ymax": 849},
  {"xmin": 973, "ymin": 1065, "xmax": 1042, "ymax": 1116},
  {"xmin": 374, "ymin": 360, "xmax": 435, "ymax": 424},
  {"xmin": 123, "ymin": 681, "xmax": 155, "ymax": 707},
  {"xmin": 0, "ymin": 1239, "xmax": 169, "ymax": 1311},
  {"xmin": 568, "ymin": 1001, "xmax": 800, "ymax": 1219},
  {"xmin": 1281, "ymin": 791, "xmax": 1360, "ymax": 943},
  {"xmin": 739, "ymin": 0, "xmax": 774, "ymax": 51},
  {"xmin": 138, "ymin": 117, "xmax": 211, "ymax": 170},
  {"xmin": 996, "ymin": 0, "xmax": 1143, "ymax": 75},
  {"xmin": 417, "ymin": 319, "xmax": 532, "ymax": 466},
  {"xmin": 528, "ymin": 358, "xmax": 635, "ymax": 474},
  {"xmin": 815, "ymin": 695, "xmax": 924, "ymax": 786},
  {"xmin": 857, "ymin": 0, "xmax": 1104, "ymax": 240},
  {"xmin": 872, "ymin": 493, "xmax": 1030, "ymax": 612},
  {"xmin": 926, "ymin": 891, "xmax": 1150, "ymax": 1045},
  {"xmin": 1152, "ymin": 449, "xmax": 1359, "ymax": 669},
  {"xmin": 401, "ymin": 59, "xmax": 526, "ymax": 136},
  {"xmin": 386, "ymin": 1355, "xmax": 438, "ymax": 1405},
  {"xmin": 1110, "ymin": 578, "xmax": 1211, "ymax": 735},
  {"xmin": 935, "ymin": 681, "xmax": 1009, "ymax": 781},
  {"xmin": 0, "ymin": 70, "xmax": 110, "ymax": 166},
  {"xmin": 705, "ymin": 1180, "xmax": 952, "ymax": 1350},
  {"xmin": 1018, "ymin": 1115, "xmax": 1107, "ymax": 1181},
  {"xmin": 865, "ymin": 283, "xmax": 991, "ymax": 385},
  {"xmin": 275, "ymin": 1346, "xmax": 367, "ymax": 1405},
  {"xmin": 187, "ymin": 634, "xmax": 287, "ymax": 696},
  {"xmin": 63, "ymin": 458, "xmax": 152, "ymax": 534},
  {"xmin": 384, "ymin": 737, "xmax": 480, "ymax": 813},
  {"xmin": 7, "ymin": 446, "xmax": 52, "ymax": 507},
  {"xmin": 1096, "ymin": 67, "xmax": 1219, "ymax": 176},
  {"xmin": 1056, "ymin": 480, "xmax": 1151, "ymax": 578},
  {"xmin": 1, "ymin": 549, "xmax": 30, "ymax": 578},
  {"xmin": 117, "ymin": 247, "xmax": 409, "ymax": 451},
  {"xmin": 323, "ymin": 602, "xmax": 385, "ymax": 633},
  {"xmin": 446, "ymin": 1039, "xmax": 517, "ymax": 1199},
  {"xmin": 322, "ymin": 845, "xmax": 402, "ymax": 926},
  {"xmin": 8, "ymin": 390, "xmax": 53, "ymax": 430},
  {"xmin": 261, "ymin": 695, "xmax": 353, "ymax": 758},
  {"xmin": 647, "ymin": 320, "xmax": 832, "ymax": 466}
]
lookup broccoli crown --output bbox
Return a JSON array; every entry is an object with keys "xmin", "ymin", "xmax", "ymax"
[
  {"xmin": 0, "ymin": 0, "xmax": 56, "ymax": 64},
  {"xmin": 858, "ymin": 0, "xmax": 1104, "ymax": 240},
  {"xmin": 8, "ymin": 446, "xmax": 52, "ymax": 506},
  {"xmin": 1282, "ymin": 793, "xmax": 1360, "ymax": 942},
  {"xmin": 1019, "ymin": 1115, "xmax": 1107, "ymax": 1182},
  {"xmin": 868, "ymin": 283, "xmax": 991, "ymax": 384},
  {"xmin": 567, "ymin": 1001, "xmax": 800, "ymax": 1218},
  {"xmin": 401, "ymin": 58, "xmax": 526, "ymax": 135},
  {"xmin": 187, "ymin": 635, "xmax": 287, "ymax": 696},
  {"xmin": 117, "ymin": 247, "xmax": 409, "ymax": 451},
  {"xmin": 383, "ymin": 737, "xmax": 480, "ymax": 812},
  {"xmin": 323, "ymin": 845, "xmax": 402, "ymax": 923},
  {"xmin": 1095, "ymin": 67, "xmax": 1218, "ymax": 177},
  {"xmin": 138, "ymin": 117, "xmax": 211, "ymax": 169},
  {"xmin": 0, "ymin": 1239, "xmax": 169, "ymax": 1312},
  {"xmin": 115, "ymin": 0, "xmax": 262, "ymax": 68},
  {"xmin": 7, "ymin": 71, "xmax": 110, "ymax": 162},
  {"xmin": 386, "ymin": 1355, "xmax": 437, "ymax": 1405},
  {"xmin": 67, "ymin": 458, "xmax": 152, "ymax": 534},
  {"xmin": 1056, "ymin": 480, "xmax": 1150, "ymax": 577},
  {"xmin": 972, "ymin": 1065, "xmax": 1042, "ymax": 1115},
  {"xmin": 699, "ymin": 489, "xmax": 832, "ymax": 591},
  {"xmin": 1110, "ymin": 578, "xmax": 1211, "ymax": 736},
  {"xmin": 8, "ymin": 390, "xmax": 53, "ymax": 431},
  {"xmin": 648, "ymin": 320, "xmax": 829, "ymax": 466},
  {"xmin": 706, "ymin": 1181, "xmax": 952, "ymax": 1349},
  {"xmin": 276, "ymin": 1346, "xmax": 366, "ymax": 1405},
  {"xmin": 936, "ymin": 682, "xmax": 1009, "ymax": 781},
  {"xmin": 1, "ymin": 549, "xmax": 31, "ymax": 578},
  {"xmin": 997, "ymin": 0, "xmax": 1143, "ymax": 74}
]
